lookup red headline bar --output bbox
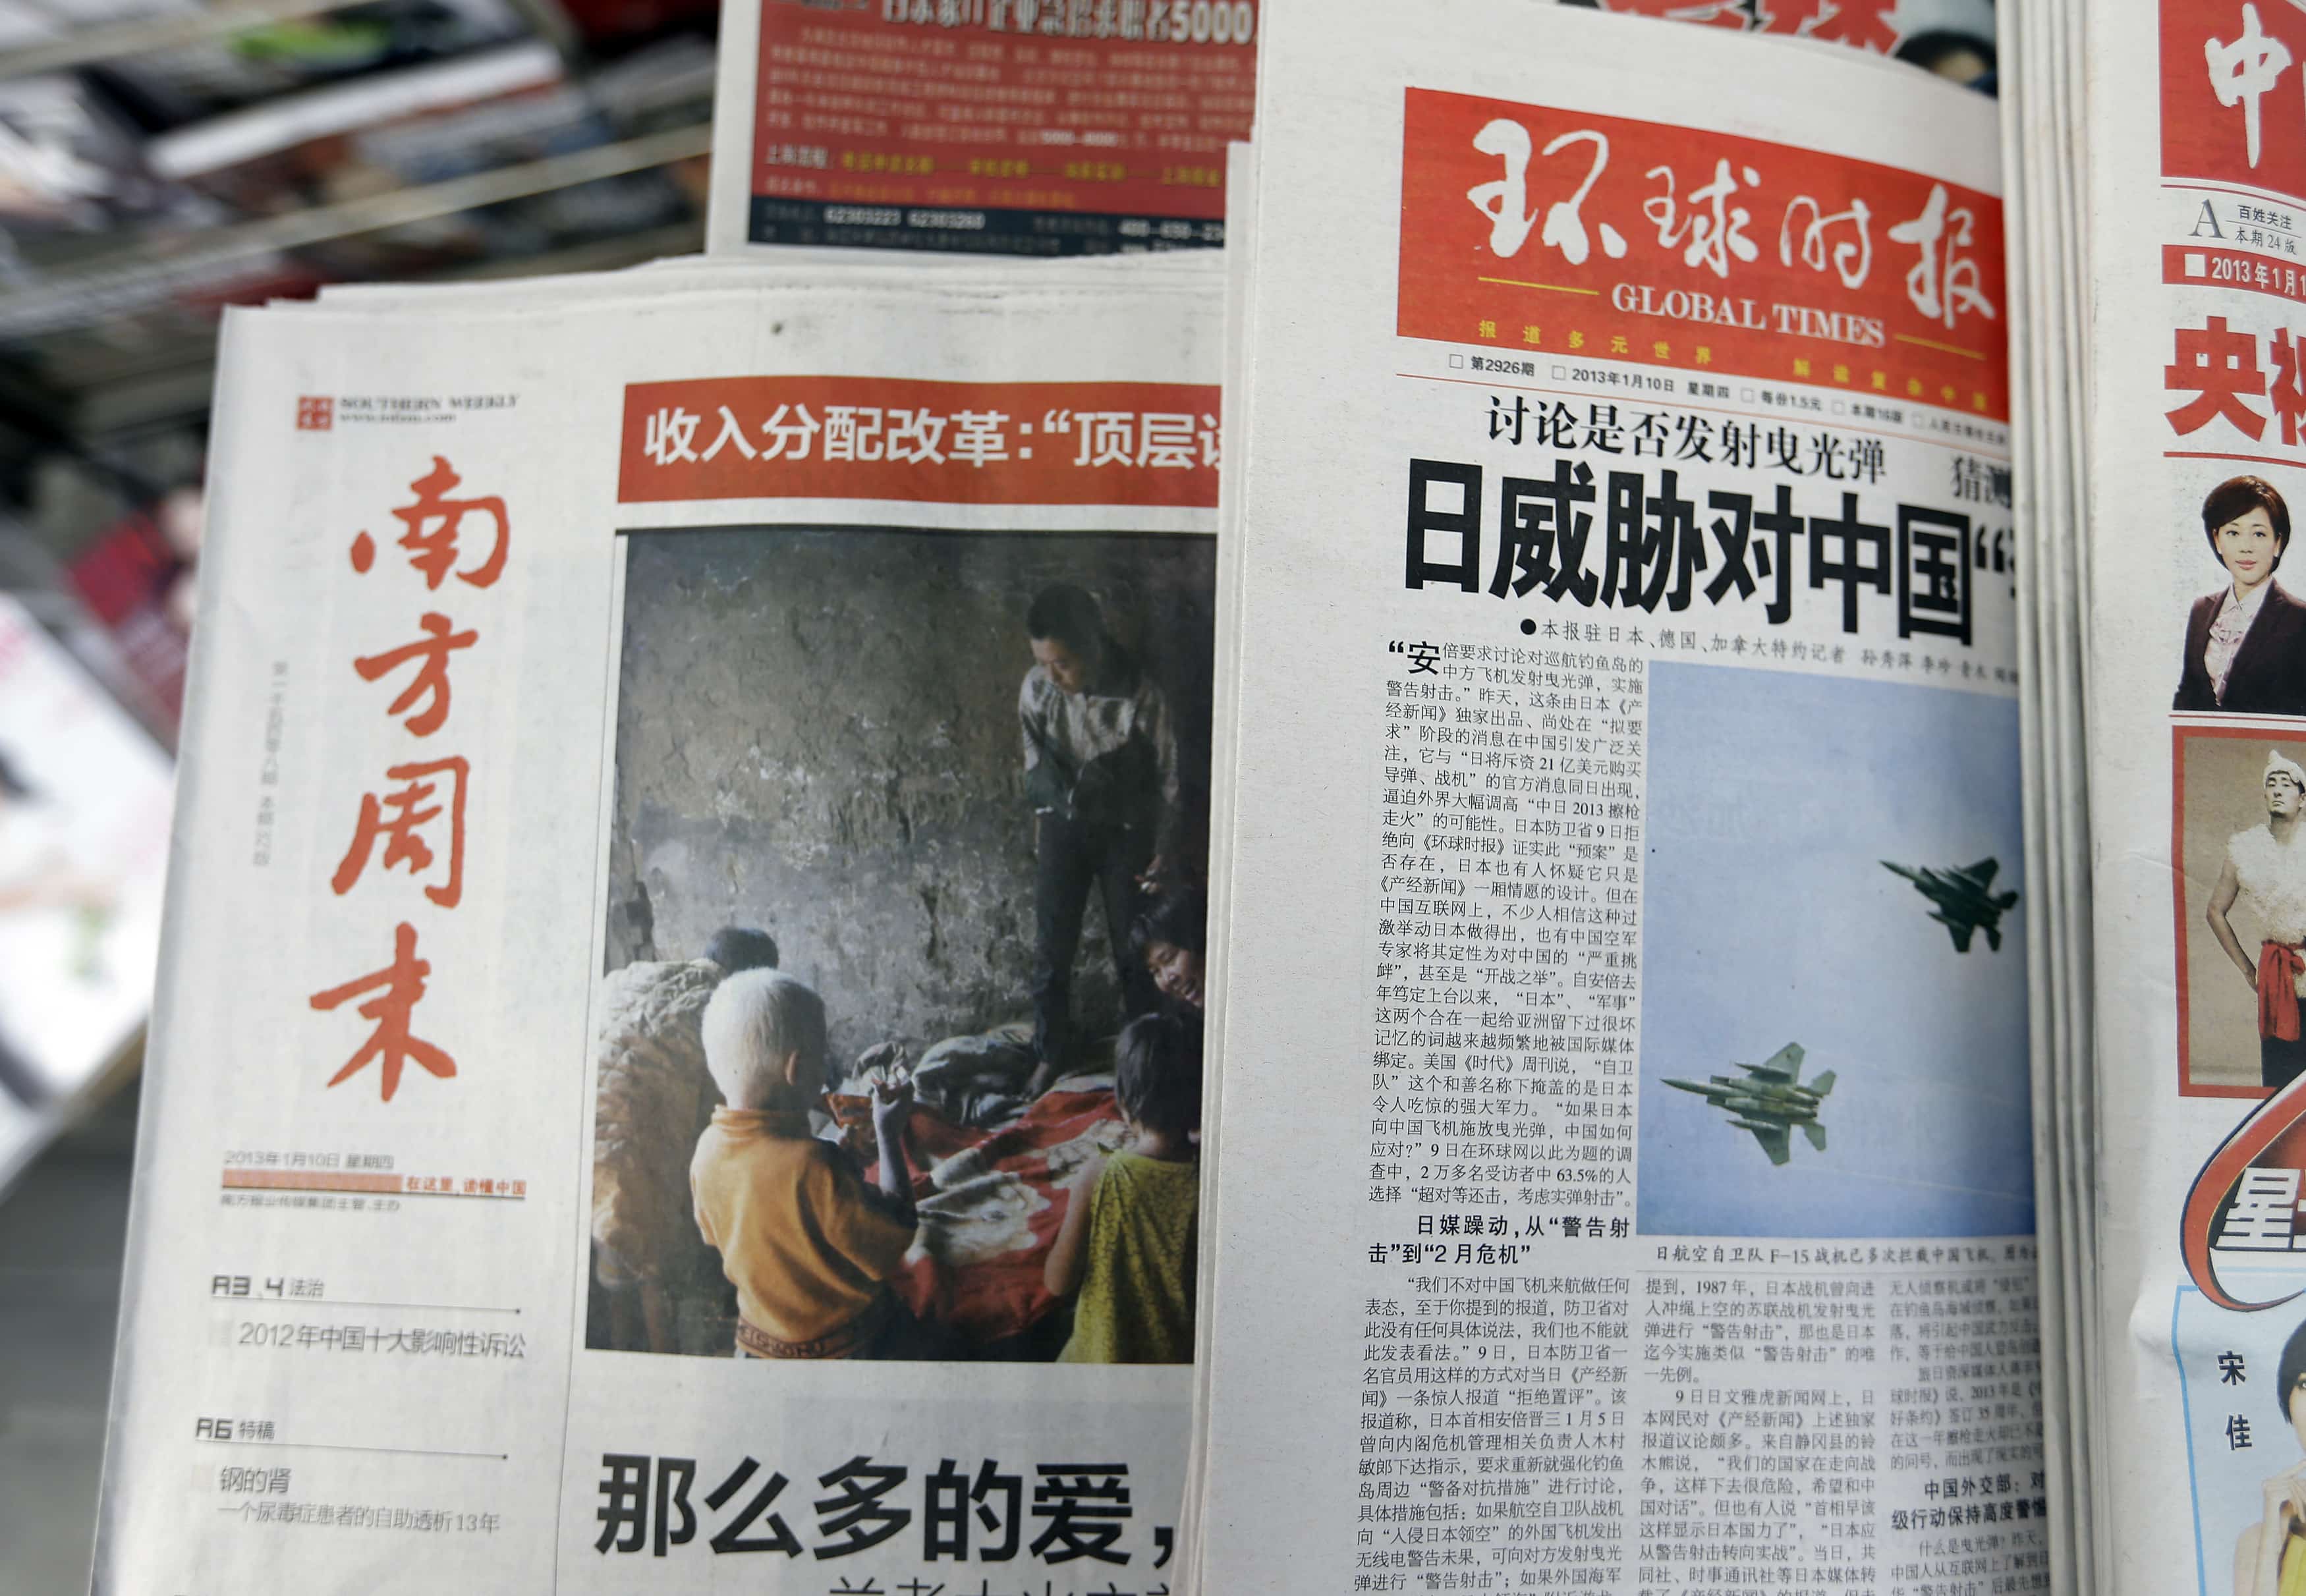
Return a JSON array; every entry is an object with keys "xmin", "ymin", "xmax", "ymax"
[
  {"xmin": 618, "ymin": 378, "xmax": 1221, "ymax": 508},
  {"xmin": 2164, "ymin": 242, "xmax": 2306, "ymax": 306}
]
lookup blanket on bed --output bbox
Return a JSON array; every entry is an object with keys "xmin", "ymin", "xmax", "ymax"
[{"xmin": 826, "ymin": 1085, "xmax": 1129, "ymax": 1346}]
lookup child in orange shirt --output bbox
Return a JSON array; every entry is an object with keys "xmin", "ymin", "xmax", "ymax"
[{"xmin": 690, "ymin": 970, "xmax": 924, "ymax": 1359}]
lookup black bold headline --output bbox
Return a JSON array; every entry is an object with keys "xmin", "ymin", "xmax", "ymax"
[
  {"xmin": 593, "ymin": 1453, "xmax": 1167, "ymax": 1573},
  {"xmin": 1405, "ymin": 458, "xmax": 2010, "ymax": 645}
]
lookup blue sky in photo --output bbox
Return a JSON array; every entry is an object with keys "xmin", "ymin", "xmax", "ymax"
[{"xmin": 1635, "ymin": 661, "xmax": 2033, "ymax": 1240}]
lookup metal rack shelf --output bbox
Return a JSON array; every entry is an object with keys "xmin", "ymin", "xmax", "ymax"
[
  {"xmin": 0, "ymin": 119, "xmax": 710, "ymax": 343},
  {"xmin": 0, "ymin": 0, "xmax": 577, "ymax": 82}
]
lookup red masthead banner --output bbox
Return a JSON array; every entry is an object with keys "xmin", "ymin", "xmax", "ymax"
[
  {"xmin": 618, "ymin": 378, "xmax": 1220, "ymax": 507},
  {"xmin": 1396, "ymin": 89, "xmax": 2010, "ymax": 422},
  {"xmin": 2162, "ymin": 0, "xmax": 2306, "ymax": 200}
]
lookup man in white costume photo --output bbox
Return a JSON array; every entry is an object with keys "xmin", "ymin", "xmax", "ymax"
[{"xmin": 2209, "ymin": 748, "xmax": 2306, "ymax": 1089}]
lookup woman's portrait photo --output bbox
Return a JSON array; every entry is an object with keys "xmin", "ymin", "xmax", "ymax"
[
  {"xmin": 2237, "ymin": 1317, "xmax": 2306, "ymax": 1594},
  {"xmin": 2177, "ymin": 474, "xmax": 2306, "ymax": 717}
]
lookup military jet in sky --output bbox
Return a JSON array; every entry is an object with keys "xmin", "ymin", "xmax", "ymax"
[
  {"xmin": 1882, "ymin": 856, "xmax": 2019, "ymax": 954},
  {"xmin": 1661, "ymin": 1042, "xmax": 1833, "ymax": 1167}
]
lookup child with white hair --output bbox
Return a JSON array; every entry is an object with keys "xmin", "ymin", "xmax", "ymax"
[{"xmin": 689, "ymin": 969, "xmax": 924, "ymax": 1358}]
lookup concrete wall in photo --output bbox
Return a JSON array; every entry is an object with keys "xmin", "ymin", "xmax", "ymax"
[{"xmin": 608, "ymin": 526, "xmax": 1215, "ymax": 1075}]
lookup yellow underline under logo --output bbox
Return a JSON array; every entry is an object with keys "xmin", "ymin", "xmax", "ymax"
[{"xmin": 1475, "ymin": 276, "xmax": 1601, "ymax": 296}]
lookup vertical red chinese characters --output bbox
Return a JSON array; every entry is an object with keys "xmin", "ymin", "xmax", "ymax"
[
  {"xmin": 2164, "ymin": 0, "xmax": 2306, "ymax": 193},
  {"xmin": 311, "ymin": 457, "xmax": 509, "ymax": 1101}
]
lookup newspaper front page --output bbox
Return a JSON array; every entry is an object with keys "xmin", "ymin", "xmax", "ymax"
[
  {"xmin": 1187, "ymin": 5, "xmax": 2043, "ymax": 1591},
  {"xmin": 94, "ymin": 275, "xmax": 1224, "ymax": 1591},
  {"xmin": 2081, "ymin": 4, "xmax": 2306, "ymax": 1595}
]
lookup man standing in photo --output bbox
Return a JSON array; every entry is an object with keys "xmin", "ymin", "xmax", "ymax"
[{"xmin": 1019, "ymin": 583, "xmax": 1181, "ymax": 1099}]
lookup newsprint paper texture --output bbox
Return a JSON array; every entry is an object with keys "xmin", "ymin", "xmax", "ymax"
[
  {"xmin": 94, "ymin": 277, "xmax": 1223, "ymax": 1591},
  {"xmin": 1185, "ymin": 5, "xmax": 2042, "ymax": 1593}
]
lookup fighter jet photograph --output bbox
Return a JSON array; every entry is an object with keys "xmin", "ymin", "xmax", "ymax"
[
  {"xmin": 1660, "ymin": 1042, "xmax": 1834, "ymax": 1168},
  {"xmin": 1881, "ymin": 856, "xmax": 2019, "ymax": 953},
  {"xmin": 1640, "ymin": 666, "xmax": 2033, "ymax": 1240}
]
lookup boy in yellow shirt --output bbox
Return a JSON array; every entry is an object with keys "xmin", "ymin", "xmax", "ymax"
[{"xmin": 690, "ymin": 970, "xmax": 924, "ymax": 1359}]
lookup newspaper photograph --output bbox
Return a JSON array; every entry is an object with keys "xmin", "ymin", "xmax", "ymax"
[
  {"xmin": 1636, "ymin": 664, "xmax": 2031, "ymax": 1240},
  {"xmin": 591, "ymin": 522, "xmax": 1214, "ymax": 1363}
]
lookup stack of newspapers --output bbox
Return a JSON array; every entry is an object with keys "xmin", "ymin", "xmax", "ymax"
[{"xmin": 90, "ymin": 1, "xmax": 2288, "ymax": 1593}]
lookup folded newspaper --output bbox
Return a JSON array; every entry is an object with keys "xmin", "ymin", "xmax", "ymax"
[{"xmin": 74, "ymin": 2, "xmax": 2285, "ymax": 1594}]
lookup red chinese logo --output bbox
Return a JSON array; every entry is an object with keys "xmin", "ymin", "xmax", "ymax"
[
  {"xmin": 297, "ymin": 396, "xmax": 334, "ymax": 432},
  {"xmin": 332, "ymin": 757, "xmax": 468, "ymax": 909},
  {"xmin": 347, "ymin": 456, "xmax": 511, "ymax": 590},
  {"xmin": 310, "ymin": 923, "xmax": 457, "ymax": 1102},
  {"xmin": 314, "ymin": 455, "xmax": 507, "ymax": 1101},
  {"xmin": 2165, "ymin": 314, "xmax": 2306, "ymax": 451},
  {"xmin": 352, "ymin": 613, "xmax": 478, "ymax": 739}
]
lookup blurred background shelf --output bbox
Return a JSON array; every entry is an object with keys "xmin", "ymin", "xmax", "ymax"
[
  {"xmin": 0, "ymin": 116, "xmax": 709, "ymax": 339},
  {"xmin": 0, "ymin": 0, "xmax": 716, "ymax": 723},
  {"xmin": 0, "ymin": 0, "xmax": 578, "ymax": 82}
]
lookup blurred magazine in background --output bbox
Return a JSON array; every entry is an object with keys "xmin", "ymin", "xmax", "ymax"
[
  {"xmin": 0, "ymin": 563, "xmax": 169, "ymax": 1198},
  {"xmin": 63, "ymin": 483, "xmax": 200, "ymax": 736}
]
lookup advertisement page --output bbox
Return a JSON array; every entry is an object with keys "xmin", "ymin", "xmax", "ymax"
[{"xmin": 706, "ymin": 0, "xmax": 1255, "ymax": 256}]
